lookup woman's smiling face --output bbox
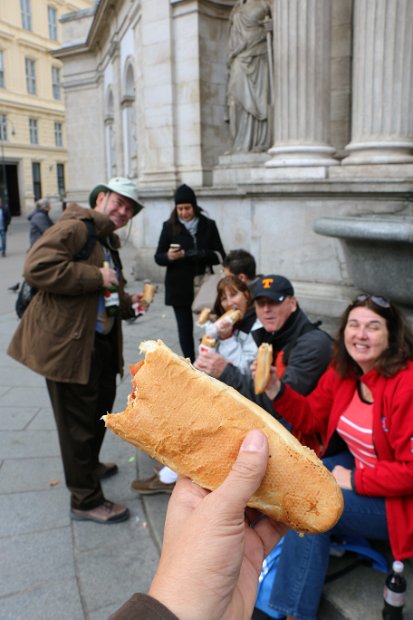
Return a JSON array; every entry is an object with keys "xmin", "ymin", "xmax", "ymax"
[
  {"xmin": 220, "ymin": 286, "xmax": 248, "ymax": 317},
  {"xmin": 344, "ymin": 306, "xmax": 389, "ymax": 373}
]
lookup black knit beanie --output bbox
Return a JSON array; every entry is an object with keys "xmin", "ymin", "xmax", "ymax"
[{"xmin": 174, "ymin": 184, "xmax": 197, "ymax": 207}]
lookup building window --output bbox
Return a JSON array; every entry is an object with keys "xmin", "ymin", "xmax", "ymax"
[
  {"xmin": 54, "ymin": 121, "xmax": 63, "ymax": 147},
  {"xmin": 0, "ymin": 114, "xmax": 8, "ymax": 141},
  {"xmin": 32, "ymin": 162, "xmax": 42, "ymax": 201},
  {"xmin": 48, "ymin": 6, "xmax": 58, "ymax": 41},
  {"xmin": 57, "ymin": 163, "xmax": 65, "ymax": 197},
  {"xmin": 21, "ymin": 0, "xmax": 32, "ymax": 30},
  {"xmin": 0, "ymin": 51, "xmax": 4, "ymax": 88},
  {"xmin": 25, "ymin": 58, "xmax": 36, "ymax": 95},
  {"xmin": 52, "ymin": 66, "xmax": 61, "ymax": 100},
  {"xmin": 29, "ymin": 118, "xmax": 38, "ymax": 144}
]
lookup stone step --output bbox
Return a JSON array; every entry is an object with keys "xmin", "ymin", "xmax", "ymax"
[{"xmin": 319, "ymin": 554, "xmax": 413, "ymax": 620}]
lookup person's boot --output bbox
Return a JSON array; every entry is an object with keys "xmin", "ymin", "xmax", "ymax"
[{"xmin": 70, "ymin": 500, "xmax": 129, "ymax": 524}]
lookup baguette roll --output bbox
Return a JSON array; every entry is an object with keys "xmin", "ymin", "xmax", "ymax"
[
  {"xmin": 197, "ymin": 307, "xmax": 211, "ymax": 325},
  {"xmin": 142, "ymin": 282, "xmax": 156, "ymax": 304},
  {"xmin": 254, "ymin": 343, "xmax": 273, "ymax": 395},
  {"xmin": 103, "ymin": 339, "xmax": 343, "ymax": 534},
  {"xmin": 218, "ymin": 308, "xmax": 242, "ymax": 325}
]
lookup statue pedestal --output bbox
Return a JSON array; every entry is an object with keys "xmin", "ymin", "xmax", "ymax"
[{"xmin": 213, "ymin": 152, "xmax": 330, "ymax": 185}]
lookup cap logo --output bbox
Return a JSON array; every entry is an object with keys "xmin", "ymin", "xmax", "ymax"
[{"xmin": 261, "ymin": 277, "xmax": 274, "ymax": 289}]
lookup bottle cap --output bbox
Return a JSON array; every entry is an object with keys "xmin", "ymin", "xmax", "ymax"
[{"xmin": 393, "ymin": 560, "xmax": 404, "ymax": 573}]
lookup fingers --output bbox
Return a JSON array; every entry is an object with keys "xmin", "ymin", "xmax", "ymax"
[
  {"xmin": 245, "ymin": 508, "xmax": 288, "ymax": 556},
  {"xmin": 211, "ymin": 430, "xmax": 269, "ymax": 516}
]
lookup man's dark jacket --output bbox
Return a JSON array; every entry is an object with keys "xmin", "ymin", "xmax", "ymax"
[{"xmin": 219, "ymin": 307, "xmax": 333, "ymax": 421}]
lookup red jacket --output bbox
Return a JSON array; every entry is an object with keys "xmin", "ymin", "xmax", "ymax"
[{"xmin": 274, "ymin": 361, "xmax": 413, "ymax": 560}]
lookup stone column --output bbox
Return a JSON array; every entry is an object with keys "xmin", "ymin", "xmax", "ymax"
[
  {"xmin": 265, "ymin": 0, "xmax": 336, "ymax": 167},
  {"xmin": 343, "ymin": 0, "xmax": 413, "ymax": 164}
]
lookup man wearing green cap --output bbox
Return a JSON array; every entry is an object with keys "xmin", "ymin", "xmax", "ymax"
[{"xmin": 8, "ymin": 177, "xmax": 146, "ymax": 524}]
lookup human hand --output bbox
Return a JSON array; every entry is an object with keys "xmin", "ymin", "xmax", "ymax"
[
  {"xmin": 194, "ymin": 350, "xmax": 228, "ymax": 378},
  {"xmin": 167, "ymin": 247, "xmax": 185, "ymax": 261},
  {"xmin": 332, "ymin": 465, "xmax": 352, "ymax": 490},
  {"xmin": 149, "ymin": 430, "xmax": 286, "ymax": 620},
  {"xmin": 100, "ymin": 266, "xmax": 118, "ymax": 288},
  {"xmin": 215, "ymin": 316, "xmax": 234, "ymax": 339},
  {"xmin": 251, "ymin": 362, "xmax": 281, "ymax": 400},
  {"xmin": 131, "ymin": 293, "xmax": 149, "ymax": 311}
]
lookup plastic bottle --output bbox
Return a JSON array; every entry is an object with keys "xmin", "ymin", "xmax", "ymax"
[
  {"xmin": 103, "ymin": 260, "xmax": 119, "ymax": 317},
  {"xmin": 199, "ymin": 335, "xmax": 217, "ymax": 354},
  {"xmin": 382, "ymin": 560, "xmax": 406, "ymax": 620}
]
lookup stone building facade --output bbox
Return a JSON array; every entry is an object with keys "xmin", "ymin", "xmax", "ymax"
[
  {"xmin": 55, "ymin": 0, "xmax": 413, "ymax": 317},
  {"xmin": 0, "ymin": 0, "xmax": 94, "ymax": 215}
]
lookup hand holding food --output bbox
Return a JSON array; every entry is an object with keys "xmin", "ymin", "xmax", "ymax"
[
  {"xmin": 142, "ymin": 281, "xmax": 156, "ymax": 304},
  {"xmin": 199, "ymin": 335, "xmax": 217, "ymax": 353},
  {"xmin": 103, "ymin": 340, "xmax": 343, "ymax": 533},
  {"xmin": 254, "ymin": 343, "xmax": 273, "ymax": 395}
]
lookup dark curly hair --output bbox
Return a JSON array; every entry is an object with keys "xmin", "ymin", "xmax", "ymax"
[{"xmin": 333, "ymin": 295, "xmax": 413, "ymax": 378}]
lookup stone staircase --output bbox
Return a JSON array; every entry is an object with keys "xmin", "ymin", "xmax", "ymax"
[{"xmin": 319, "ymin": 549, "xmax": 413, "ymax": 619}]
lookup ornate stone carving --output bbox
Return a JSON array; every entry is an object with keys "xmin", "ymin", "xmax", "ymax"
[{"xmin": 226, "ymin": 0, "xmax": 273, "ymax": 153}]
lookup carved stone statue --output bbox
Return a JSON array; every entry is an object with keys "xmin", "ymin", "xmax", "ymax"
[{"xmin": 226, "ymin": 0, "xmax": 273, "ymax": 153}]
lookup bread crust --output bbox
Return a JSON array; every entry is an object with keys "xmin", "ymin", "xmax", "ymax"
[
  {"xmin": 142, "ymin": 283, "xmax": 156, "ymax": 304},
  {"xmin": 254, "ymin": 343, "xmax": 273, "ymax": 394},
  {"xmin": 103, "ymin": 339, "xmax": 343, "ymax": 533},
  {"xmin": 197, "ymin": 308, "xmax": 211, "ymax": 325},
  {"xmin": 219, "ymin": 308, "xmax": 242, "ymax": 324}
]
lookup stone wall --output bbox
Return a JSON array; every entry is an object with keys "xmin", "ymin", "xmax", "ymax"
[{"xmin": 56, "ymin": 0, "xmax": 413, "ymax": 317}]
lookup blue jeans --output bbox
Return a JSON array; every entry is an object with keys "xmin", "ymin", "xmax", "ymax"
[
  {"xmin": 268, "ymin": 451, "xmax": 389, "ymax": 620},
  {"xmin": 0, "ymin": 229, "xmax": 6, "ymax": 256}
]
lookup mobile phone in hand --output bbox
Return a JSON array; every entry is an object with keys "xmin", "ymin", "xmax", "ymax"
[{"xmin": 170, "ymin": 244, "xmax": 181, "ymax": 251}]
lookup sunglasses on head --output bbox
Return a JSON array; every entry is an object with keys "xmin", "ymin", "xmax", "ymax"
[{"xmin": 354, "ymin": 294, "xmax": 391, "ymax": 309}]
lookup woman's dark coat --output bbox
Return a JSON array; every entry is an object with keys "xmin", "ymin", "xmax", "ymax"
[{"xmin": 155, "ymin": 214, "xmax": 225, "ymax": 306}]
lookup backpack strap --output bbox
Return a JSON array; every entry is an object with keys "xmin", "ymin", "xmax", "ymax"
[{"xmin": 74, "ymin": 220, "xmax": 97, "ymax": 261}]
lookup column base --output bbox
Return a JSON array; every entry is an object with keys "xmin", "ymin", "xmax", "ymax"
[
  {"xmin": 265, "ymin": 145, "xmax": 337, "ymax": 167},
  {"xmin": 343, "ymin": 142, "xmax": 413, "ymax": 164}
]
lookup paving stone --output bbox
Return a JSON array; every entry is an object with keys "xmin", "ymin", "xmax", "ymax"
[
  {"xmin": 0, "ymin": 406, "xmax": 39, "ymax": 430},
  {"xmin": 0, "ymin": 385, "xmax": 51, "ymax": 407},
  {"xmin": 26, "ymin": 407, "xmax": 56, "ymax": 430},
  {"xmin": 76, "ymin": 526, "xmax": 159, "ymax": 613},
  {"xmin": 0, "ymin": 527, "xmax": 75, "ymax": 597},
  {"xmin": 0, "ymin": 430, "xmax": 60, "ymax": 459},
  {"xmin": 0, "ymin": 488, "xmax": 69, "ymax": 537},
  {"xmin": 0, "ymin": 578, "xmax": 84, "ymax": 620},
  {"xmin": 0, "ymin": 456, "xmax": 64, "ymax": 493}
]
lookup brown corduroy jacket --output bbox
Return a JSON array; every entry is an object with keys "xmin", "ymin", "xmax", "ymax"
[
  {"xmin": 108, "ymin": 593, "xmax": 178, "ymax": 620},
  {"xmin": 7, "ymin": 204, "xmax": 135, "ymax": 384}
]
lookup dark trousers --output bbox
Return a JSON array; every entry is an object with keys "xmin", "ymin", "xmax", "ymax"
[
  {"xmin": 46, "ymin": 334, "xmax": 117, "ymax": 510},
  {"xmin": 173, "ymin": 305, "xmax": 195, "ymax": 362}
]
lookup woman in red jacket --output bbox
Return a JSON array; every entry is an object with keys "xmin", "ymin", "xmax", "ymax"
[{"xmin": 262, "ymin": 294, "xmax": 413, "ymax": 620}]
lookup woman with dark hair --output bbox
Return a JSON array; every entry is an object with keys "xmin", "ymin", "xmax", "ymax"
[
  {"xmin": 203, "ymin": 274, "xmax": 259, "ymax": 375},
  {"xmin": 259, "ymin": 294, "xmax": 413, "ymax": 620},
  {"xmin": 155, "ymin": 184, "xmax": 225, "ymax": 362}
]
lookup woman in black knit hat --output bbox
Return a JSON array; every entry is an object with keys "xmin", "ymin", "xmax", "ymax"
[{"xmin": 154, "ymin": 184, "xmax": 226, "ymax": 362}]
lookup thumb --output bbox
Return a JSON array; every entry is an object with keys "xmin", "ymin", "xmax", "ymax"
[{"xmin": 212, "ymin": 430, "xmax": 269, "ymax": 515}]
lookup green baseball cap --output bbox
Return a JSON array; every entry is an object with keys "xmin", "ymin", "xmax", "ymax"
[{"xmin": 89, "ymin": 177, "xmax": 144, "ymax": 216}]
